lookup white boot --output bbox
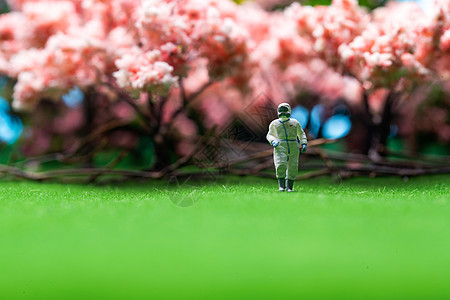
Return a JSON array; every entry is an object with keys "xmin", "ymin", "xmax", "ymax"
[
  {"xmin": 286, "ymin": 179, "xmax": 295, "ymax": 192},
  {"xmin": 278, "ymin": 178, "xmax": 286, "ymax": 192}
]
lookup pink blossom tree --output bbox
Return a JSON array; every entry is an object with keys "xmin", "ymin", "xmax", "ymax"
[
  {"xmin": 0, "ymin": 0, "xmax": 145, "ymax": 109},
  {"xmin": 281, "ymin": 0, "xmax": 450, "ymax": 157},
  {"xmin": 337, "ymin": 1, "xmax": 450, "ymax": 156},
  {"xmin": 113, "ymin": 0, "xmax": 251, "ymax": 168},
  {"xmin": 0, "ymin": 0, "xmax": 253, "ymax": 169}
]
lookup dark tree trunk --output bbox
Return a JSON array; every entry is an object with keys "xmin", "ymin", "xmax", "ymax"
[
  {"xmin": 347, "ymin": 92, "xmax": 374, "ymax": 155},
  {"xmin": 82, "ymin": 89, "xmax": 96, "ymax": 137},
  {"xmin": 349, "ymin": 90, "xmax": 396, "ymax": 160},
  {"xmin": 152, "ymin": 134, "xmax": 175, "ymax": 170},
  {"xmin": 364, "ymin": 90, "xmax": 397, "ymax": 160},
  {"xmin": 377, "ymin": 91, "xmax": 396, "ymax": 157},
  {"xmin": 79, "ymin": 88, "xmax": 96, "ymax": 165}
]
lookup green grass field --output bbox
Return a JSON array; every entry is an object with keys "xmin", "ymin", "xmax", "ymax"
[{"xmin": 1, "ymin": 175, "xmax": 449, "ymax": 299}]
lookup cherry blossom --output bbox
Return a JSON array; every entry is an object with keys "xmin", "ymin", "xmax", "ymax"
[
  {"xmin": 133, "ymin": 0, "xmax": 249, "ymax": 79},
  {"xmin": 287, "ymin": 0, "xmax": 369, "ymax": 68},
  {"xmin": 337, "ymin": 1, "xmax": 450, "ymax": 91},
  {"xmin": 10, "ymin": 31, "xmax": 108, "ymax": 110},
  {"xmin": 113, "ymin": 47, "xmax": 178, "ymax": 97},
  {"xmin": 0, "ymin": 13, "xmax": 27, "ymax": 72},
  {"xmin": 0, "ymin": 0, "xmax": 143, "ymax": 108}
]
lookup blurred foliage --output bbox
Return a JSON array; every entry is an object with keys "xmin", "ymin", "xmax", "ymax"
[
  {"xmin": 234, "ymin": 0, "xmax": 389, "ymax": 10},
  {"xmin": 414, "ymin": 84, "xmax": 450, "ymax": 151},
  {"xmin": 0, "ymin": 0, "xmax": 9, "ymax": 14},
  {"xmin": 93, "ymin": 137, "xmax": 155, "ymax": 169},
  {"xmin": 302, "ymin": 0, "xmax": 389, "ymax": 10}
]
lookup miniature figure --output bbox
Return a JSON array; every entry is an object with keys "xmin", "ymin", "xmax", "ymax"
[{"xmin": 266, "ymin": 103, "xmax": 307, "ymax": 192}]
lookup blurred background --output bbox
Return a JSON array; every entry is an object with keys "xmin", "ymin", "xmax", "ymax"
[{"xmin": 0, "ymin": 0, "xmax": 449, "ymax": 181}]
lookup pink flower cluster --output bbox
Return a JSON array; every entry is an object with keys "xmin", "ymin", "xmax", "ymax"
[
  {"xmin": 1, "ymin": 0, "xmax": 142, "ymax": 109},
  {"xmin": 0, "ymin": 13, "xmax": 25, "ymax": 71},
  {"xmin": 113, "ymin": 48, "xmax": 178, "ymax": 96},
  {"xmin": 336, "ymin": 1, "xmax": 450, "ymax": 90},
  {"xmin": 135, "ymin": 0, "xmax": 249, "ymax": 79},
  {"xmin": 434, "ymin": 0, "xmax": 450, "ymax": 81},
  {"xmin": 312, "ymin": 1, "xmax": 450, "ymax": 120},
  {"xmin": 287, "ymin": 0, "xmax": 368, "ymax": 66},
  {"xmin": 11, "ymin": 32, "xmax": 107, "ymax": 110}
]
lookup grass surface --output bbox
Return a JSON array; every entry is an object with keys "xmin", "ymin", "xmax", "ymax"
[{"xmin": 1, "ymin": 175, "xmax": 449, "ymax": 299}]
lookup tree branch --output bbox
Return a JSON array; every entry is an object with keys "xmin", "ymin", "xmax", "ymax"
[
  {"xmin": 171, "ymin": 79, "xmax": 215, "ymax": 120},
  {"xmin": 0, "ymin": 164, "xmax": 165, "ymax": 182}
]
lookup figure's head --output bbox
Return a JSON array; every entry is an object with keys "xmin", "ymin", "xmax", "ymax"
[{"xmin": 277, "ymin": 102, "xmax": 291, "ymax": 119}]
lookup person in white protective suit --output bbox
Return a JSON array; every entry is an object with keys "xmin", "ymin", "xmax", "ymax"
[{"xmin": 266, "ymin": 103, "xmax": 307, "ymax": 192}]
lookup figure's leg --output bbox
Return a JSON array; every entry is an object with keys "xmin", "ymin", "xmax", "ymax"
[
  {"xmin": 286, "ymin": 143, "xmax": 300, "ymax": 192},
  {"xmin": 274, "ymin": 146, "xmax": 287, "ymax": 191},
  {"xmin": 277, "ymin": 178, "xmax": 286, "ymax": 192},
  {"xmin": 286, "ymin": 179, "xmax": 295, "ymax": 192},
  {"xmin": 276, "ymin": 164, "xmax": 287, "ymax": 181}
]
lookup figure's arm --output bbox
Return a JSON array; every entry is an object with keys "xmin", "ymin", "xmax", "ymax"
[
  {"xmin": 297, "ymin": 122, "xmax": 307, "ymax": 145},
  {"xmin": 297, "ymin": 122, "xmax": 307, "ymax": 152},
  {"xmin": 266, "ymin": 122, "xmax": 279, "ymax": 147}
]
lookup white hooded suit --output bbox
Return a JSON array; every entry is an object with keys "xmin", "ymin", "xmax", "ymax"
[{"xmin": 266, "ymin": 117, "xmax": 307, "ymax": 180}]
